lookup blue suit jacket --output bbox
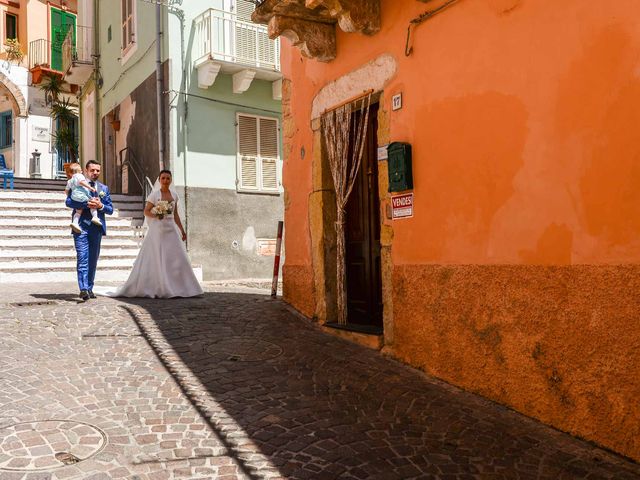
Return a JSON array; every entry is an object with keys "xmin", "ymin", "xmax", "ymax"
[{"xmin": 65, "ymin": 182, "xmax": 114, "ymax": 235}]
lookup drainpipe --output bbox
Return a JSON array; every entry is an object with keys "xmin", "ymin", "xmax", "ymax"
[
  {"xmin": 93, "ymin": 0, "xmax": 101, "ymax": 164},
  {"xmin": 156, "ymin": 3, "xmax": 165, "ymax": 171}
]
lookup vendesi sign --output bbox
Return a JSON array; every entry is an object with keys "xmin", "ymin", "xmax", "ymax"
[{"xmin": 391, "ymin": 193, "xmax": 413, "ymax": 219}]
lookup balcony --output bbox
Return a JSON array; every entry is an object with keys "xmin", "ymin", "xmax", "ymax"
[
  {"xmin": 62, "ymin": 25, "xmax": 93, "ymax": 86},
  {"xmin": 28, "ymin": 38, "xmax": 60, "ymax": 84},
  {"xmin": 193, "ymin": 8, "xmax": 282, "ymax": 97}
]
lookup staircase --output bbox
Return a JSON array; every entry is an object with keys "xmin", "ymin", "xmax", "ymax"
[{"xmin": 0, "ymin": 188, "xmax": 145, "ymax": 283}]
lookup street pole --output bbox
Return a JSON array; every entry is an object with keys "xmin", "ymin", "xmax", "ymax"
[
  {"xmin": 271, "ymin": 221, "xmax": 284, "ymax": 297},
  {"xmin": 156, "ymin": 2, "xmax": 165, "ymax": 171}
]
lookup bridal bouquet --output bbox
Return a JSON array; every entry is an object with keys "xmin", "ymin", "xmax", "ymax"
[{"xmin": 152, "ymin": 200, "xmax": 174, "ymax": 220}]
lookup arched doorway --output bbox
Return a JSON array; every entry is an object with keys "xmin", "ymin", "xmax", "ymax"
[{"xmin": 0, "ymin": 72, "xmax": 27, "ymax": 176}]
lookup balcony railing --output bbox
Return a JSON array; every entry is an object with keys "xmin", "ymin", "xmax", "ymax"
[
  {"xmin": 29, "ymin": 39, "xmax": 52, "ymax": 70},
  {"xmin": 62, "ymin": 25, "xmax": 93, "ymax": 73},
  {"xmin": 194, "ymin": 8, "xmax": 280, "ymax": 72}
]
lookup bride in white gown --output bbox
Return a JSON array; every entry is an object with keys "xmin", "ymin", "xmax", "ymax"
[{"xmin": 106, "ymin": 170, "xmax": 203, "ymax": 298}]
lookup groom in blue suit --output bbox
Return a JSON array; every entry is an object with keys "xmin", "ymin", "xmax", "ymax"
[{"xmin": 65, "ymin": 160, "xmax": 113, "ymax": 301}]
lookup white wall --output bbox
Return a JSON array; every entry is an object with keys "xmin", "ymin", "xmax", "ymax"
[{"xmin": 81, "ymin": 90, "xmax": 96, "ymax": 163}]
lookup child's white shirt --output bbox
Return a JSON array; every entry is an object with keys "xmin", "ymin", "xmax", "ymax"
[{"xmin": 66, "ymin": 172, "xmax": 87, "ymax": 190}]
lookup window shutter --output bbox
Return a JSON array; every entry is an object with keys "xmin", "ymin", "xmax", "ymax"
[
  {"xmin": 238, "ymin": 115, "xmax": 258, "ymax": 190},
  {"xmin": 234, "ymin": 0, "xmax": 257, "ymax": 64},
  {"xmin": 121, "ymin": 0, "xmax": 127, "ymax": 46},
  {"xmin": 259, "ymin": 118, "xmax": 278, "ymax": 190},
  {"xmin": 127, "ymin": 0, "xmax": 134, "ymax": 42},
  {"xmin": 236, "ymin": 0, "xmax": 254, "ymax": 21},
  {"xmin": 261, "ymin": 159, "xmax": 277, "ymax": 190},
  {"xmin": 237, "ymin": 114, "xmax": 280, "ymax": 193}
]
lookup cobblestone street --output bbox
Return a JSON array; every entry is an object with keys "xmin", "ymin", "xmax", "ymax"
[{"xmin": 0, "ymin": 283, "xmax": 639, "ymax": 480}]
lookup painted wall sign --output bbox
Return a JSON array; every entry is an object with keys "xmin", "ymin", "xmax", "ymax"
[
  {"xmin": 377, "ymin": 144, "xmax": 388, "ymax": 161},
  {"xmin": 391, "ymin": 192, "xmax": 413, "ymax": 219},
  {"xmin": 392, "ymin": 93, "xmax": 402, "ymax": 111},
  {"xmin": 32, "ymin": 126, "xmax": 49, "ymax": 142}
]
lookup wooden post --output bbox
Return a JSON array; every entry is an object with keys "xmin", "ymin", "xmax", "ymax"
[{"xmin": 271, "ymin": 221, "xmax": 284, "ymax": 297}]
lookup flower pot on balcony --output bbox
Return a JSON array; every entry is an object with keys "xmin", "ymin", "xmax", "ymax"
[{"xmin": 31, "ymin": 67, "xmax": 43, "ymax": 84}]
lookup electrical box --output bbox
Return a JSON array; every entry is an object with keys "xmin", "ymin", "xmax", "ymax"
[{"xmin": 387, "ymin": 142, "xmax": 413, "ymax": 192}]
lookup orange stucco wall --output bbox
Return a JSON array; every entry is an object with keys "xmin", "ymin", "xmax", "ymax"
[{"xmin": 281, "ymin": 0, "xmax": 640, "ymax": 460}]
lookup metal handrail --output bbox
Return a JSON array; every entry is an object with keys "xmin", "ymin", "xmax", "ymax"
[
  {"xmin": 62, "ymin": 24, "xmax": 93, "ymax": 73},
  {"xmin": 118, "ymin": 147, "xmax": 153, "ymax": 201}
]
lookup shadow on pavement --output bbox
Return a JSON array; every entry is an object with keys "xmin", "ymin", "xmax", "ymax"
[{"xmin": 38, "ymin": 291, "xmax": 640, "ymax": 480}]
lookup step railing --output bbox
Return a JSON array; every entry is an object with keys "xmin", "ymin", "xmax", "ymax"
[{"xmin": 118, "ymin": 147, "xmax": 153, "ymax": 202}]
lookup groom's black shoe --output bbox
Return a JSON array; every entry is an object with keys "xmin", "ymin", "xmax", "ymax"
[
  {"xmin": 80, "ymin": 290, "xmax": 90, "ymax": 301},
  {"xmin": 88, "ymin": 291, "xmax": 96, "ymax": 299}
]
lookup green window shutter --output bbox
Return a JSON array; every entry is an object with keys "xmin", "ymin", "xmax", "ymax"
[
  {"xmin": 50, "ymin": 9, "xmax": 76, "ymax": 71},
  {"xmin": 0, "ymin": 111, "xmax": 12, "ymax": 149}
]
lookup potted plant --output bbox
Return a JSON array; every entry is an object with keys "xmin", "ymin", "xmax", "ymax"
[{"xmin": 39, "ymin": 74, "xmax": 78, "ymax": 166}]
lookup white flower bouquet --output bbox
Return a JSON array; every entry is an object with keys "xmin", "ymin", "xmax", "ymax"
[{"xmin": 151, "ymin": 200, "xmax": 174, "ymax": 220}]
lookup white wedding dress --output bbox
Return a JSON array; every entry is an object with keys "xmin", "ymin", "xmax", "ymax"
[{"xmin": 100, "ymin": 189, "xmax": 203, "ymax": 298}]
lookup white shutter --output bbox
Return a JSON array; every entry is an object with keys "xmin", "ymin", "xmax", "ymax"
[
  {"xmin": 242, "ymin": 157, "xmax": 258, "ymax": 189},
  {"xmin": 236, "ymin": 0, "xmax": 254, "ymax": 21},
  {"xmin": 237, "ymin": 114, "xmax": 280, "ymax": 193},
  {"xmin": 259, "ymin": 118, "xmax": 278, "ymax": 191},
  {"xmin": 261, "ymin": 159, "xmax": 277, "ymax": 190},
  {"xmin": 238, "ymin": 115, "xmax": 258, "ymax": 190},
  {"xmin": 234, "ymin": 0, "xmax": 257, "ymax": 64}
]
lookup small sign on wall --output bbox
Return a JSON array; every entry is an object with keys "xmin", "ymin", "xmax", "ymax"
[
  {"xmin": 392, "ymin": 93, "xmax": 402, "ymax": 111},
  {"xmin": 257, "ymin": 239, "xmax": 277, "ymax": 256},
  {"xmin": 32, "ymin": 126, "xmax": 49, "ymax": 142},
  {"xmin": 391, "ymin": 192, "xmax": 413, "ymax": 219}
]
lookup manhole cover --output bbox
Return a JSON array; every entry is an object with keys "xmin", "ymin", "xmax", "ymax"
[
  {"xmin": 206, "ymin": 336, "xmax": 283, "ymax": 362},
  {"xmin": 0, "ymin": 420, "xmax": 107, "ymax": 471}
]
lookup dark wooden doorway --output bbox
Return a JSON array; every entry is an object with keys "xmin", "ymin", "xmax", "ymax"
[{"xmin": 344, "ymin": 103, "xmax": 382, "ymax": 331}]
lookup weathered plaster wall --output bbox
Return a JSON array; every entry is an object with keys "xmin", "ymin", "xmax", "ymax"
[
  {"xmin": 99, "ymin": 0, "xmax": 162, "ymax": 114},
  {"xmin": 391, "ymin": 264, "xmax": 640, "ymax": 461},
  {"xmin": 281, "ymin": 0, "xmax": 640, "ymax": 460},
  {"xmin": 186, "ymin": 187, "xmax": 283, "ymax": 280},
  {"xmin": 109, "ymin": 70, "xmax": 162, "ymax": 194}
]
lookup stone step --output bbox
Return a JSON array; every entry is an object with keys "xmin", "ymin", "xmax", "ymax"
[
  {"xmin": 0, "ymin": 190, "xmax": 144, "ymax": 204},
  {"xmin": 0, "ymin": 239, "xmax": 142, "ymax": 249},
  {"xmin": 9, "ymin": 178, "xmax": 68, "ymax": 191},
  {"xmin": 0, "ymin": 205, "xmax": 144, "ymax": 220},
  {"xmin": 0, "ymin": 248, "xmax": 140, "ymax": 259},
  {"xmin": 0, "ymin": 208, "xmax": 143, "ymax": 219},
  {"xmin": 0, "ymin": 217, "xmax": 138, "ymax": 228},
  {"xmin": 0, "ymin": 228, "xmax": 141, "ymax": 238}
]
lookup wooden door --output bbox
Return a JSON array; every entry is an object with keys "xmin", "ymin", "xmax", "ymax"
[{"xmin": 344, "ymin": 103, "xmax": 382, "ymax": 330}]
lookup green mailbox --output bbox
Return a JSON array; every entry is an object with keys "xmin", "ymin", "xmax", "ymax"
[{"xmin": 387, "ymin": 142, "xmax": 413, "ymax": 192}]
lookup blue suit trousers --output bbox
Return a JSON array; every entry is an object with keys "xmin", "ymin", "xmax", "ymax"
[{"xmin": 74, "ymin": 224, "xmax": 103, "ymax": 292}]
